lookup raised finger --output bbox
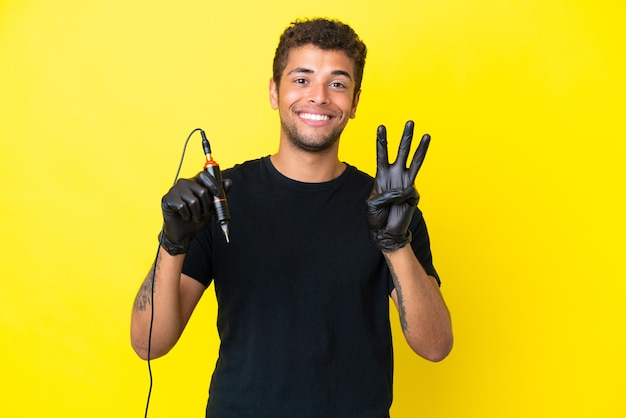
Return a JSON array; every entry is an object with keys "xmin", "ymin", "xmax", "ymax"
[
  {"xmin": 376, "ymin": 125, "xmax": 390, "ymax": 171},
  {"xmin": 408, "ymin": 133, "xmax": 431, "ymax": 182},
  {"xmin": 395, "ymin": 120, "xmax": 415, "ymax": 167}
]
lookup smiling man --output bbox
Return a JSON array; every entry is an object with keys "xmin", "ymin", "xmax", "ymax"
[
  {"xmin": 131, "ymin": 18, "xmax": 452, "ymax": 418},
  {"xmin": 271, "ymin": 45, "xmax": 359, "ymax": 156}
]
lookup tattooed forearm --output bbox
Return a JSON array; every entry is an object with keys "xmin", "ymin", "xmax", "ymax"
[
  {"xmin": 133, "ymin": 275, "xmax": 153, "ymax": 312},
  {"xmin": 133, "ymin": 252, "xmax": 161, "ymax": 311},
  {"xmin": 384, "ymin": 253, "xmax": 408, "ymax": 332}
]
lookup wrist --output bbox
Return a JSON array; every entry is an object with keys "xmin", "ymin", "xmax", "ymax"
[
  {"xmin": 158, "ymin": 231, "xmax": 191, "ymax": 256},
  {"xmin": 370, "ymin": 229, "xmax": 412, "ymax": 253}
]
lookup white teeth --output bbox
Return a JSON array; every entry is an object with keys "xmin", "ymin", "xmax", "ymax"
[{"xmin": 300, "ymin": 113, "xmax": 330, "ymax": 121}]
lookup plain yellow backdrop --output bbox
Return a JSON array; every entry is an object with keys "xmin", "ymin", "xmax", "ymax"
[{"xmin": 1, "ymin": 0, "xmax": 624, "ymax": 416}]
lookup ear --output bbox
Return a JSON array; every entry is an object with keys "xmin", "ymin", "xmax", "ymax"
[
  {"xmin": 350, "ymin": 89, "xmax": 361, "ymax": 119},
  {"xmin": 269, "ymin": 78, "xmax": 279, "ymax": 110}
]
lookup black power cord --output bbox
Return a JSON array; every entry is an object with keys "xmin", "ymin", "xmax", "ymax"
[{"xmin": 144, "ymin": 128, "xmax": 204, "ymax": 418}]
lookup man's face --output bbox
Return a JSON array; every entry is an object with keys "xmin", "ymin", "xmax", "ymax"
[{"xmin": 270, "ymin": 45, "xmax": 361, "ymax": 153}]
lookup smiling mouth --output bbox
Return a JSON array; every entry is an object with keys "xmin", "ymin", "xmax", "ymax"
[{"xmin": 299, "ymin": 112, "xmax": 331, "ymax": 122}]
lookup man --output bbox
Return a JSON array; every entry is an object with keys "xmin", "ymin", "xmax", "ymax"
[{"xmin": 131, "ymin": 18, "xmax": 452, "ymax": 418}]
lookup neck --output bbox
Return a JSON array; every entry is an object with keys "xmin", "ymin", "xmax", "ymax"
[{"xmin": 270, "ymin": 143, "xmax": 346, "ymax": 183}]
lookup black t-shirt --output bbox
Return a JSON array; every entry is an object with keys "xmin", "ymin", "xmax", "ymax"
[{"xmin": 183, "ymin": 157, "xmax": 439, "ymax": 418}]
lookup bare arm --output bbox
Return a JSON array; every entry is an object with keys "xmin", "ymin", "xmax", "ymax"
[
  {"xmin": 130, "ymin": 247, "xmax": 206, "ymax": 360},
  {"xmin": 131, "ymin": 169, "xmax": 226, "ymax": 359},
  {"xmin": 386, "ymin": 245, "xmax": 453, "ymax": 362},
  {"xmin": 365, "ymin": 121, "xmax": 453, "ymax": 361}
]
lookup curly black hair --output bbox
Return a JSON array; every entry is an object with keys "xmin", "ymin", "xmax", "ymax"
[{"xmin": 272, "ymin": 18, "xmax": 367, "ymax": 96}]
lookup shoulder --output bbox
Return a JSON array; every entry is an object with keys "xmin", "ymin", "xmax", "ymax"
[
  {"xmin": 343, "ymin": 163, "xmax": 374, "ymax": 188},
  {"xmin": 222, "ymin": 157, "xmax": 268, "ymax": 180}
]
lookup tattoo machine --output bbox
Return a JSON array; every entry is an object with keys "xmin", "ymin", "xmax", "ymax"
[{"xmin": 200, "ymin": 130, "xmax": 231, "ymax": 243}]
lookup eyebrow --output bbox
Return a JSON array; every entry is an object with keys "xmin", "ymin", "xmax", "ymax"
[{"xmin": 287, "ymin": 67, "xmax": 353, "ymax": 80}]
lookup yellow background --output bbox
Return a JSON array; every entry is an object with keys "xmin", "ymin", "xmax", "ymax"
[{"xmin": 1, "ymin": 0, "xmax": 624, "ymax": 416}]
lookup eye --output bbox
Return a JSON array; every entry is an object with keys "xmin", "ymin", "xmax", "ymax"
[
  {"xmin": 330, "ymin": 81, "xmax": 347, "ymax": 89},
  {"xmin": 294, "ymin": 78, "xmax": 308, "ymax": 85}
]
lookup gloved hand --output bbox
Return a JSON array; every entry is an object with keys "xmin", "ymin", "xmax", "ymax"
[
  {"xmin": 366, "ymin": 120, "xmax": 430, "ymax": 252},
  {"xmin": 159, "ymin": 171, "xmax": 232, "ymax": 255}
]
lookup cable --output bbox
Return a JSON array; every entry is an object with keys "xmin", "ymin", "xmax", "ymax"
[{"xmin": 144, "ymin": 128, "xmax": 203, "ymax": 418}]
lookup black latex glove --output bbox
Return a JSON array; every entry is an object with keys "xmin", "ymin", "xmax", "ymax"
[
  {"xmin": 366, "ymin": 120, "xmax": 430, "ymax": 252},
  {"xmin": 159, "ymin": 171, "xmax": 232, "ymax": 255}
]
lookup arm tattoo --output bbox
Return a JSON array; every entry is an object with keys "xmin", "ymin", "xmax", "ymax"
[
  {"xmin": 384, "ymin": 253, "xmax": 408, "ymax": 332},
  {"xmin": 133, "ymin": 252, "xmax": 161, "ymax": 312}
]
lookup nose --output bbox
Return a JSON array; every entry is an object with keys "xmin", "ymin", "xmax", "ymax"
[{"xmin": 307, "ymin": 83, "xmax": 329, "ymax": 105}]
